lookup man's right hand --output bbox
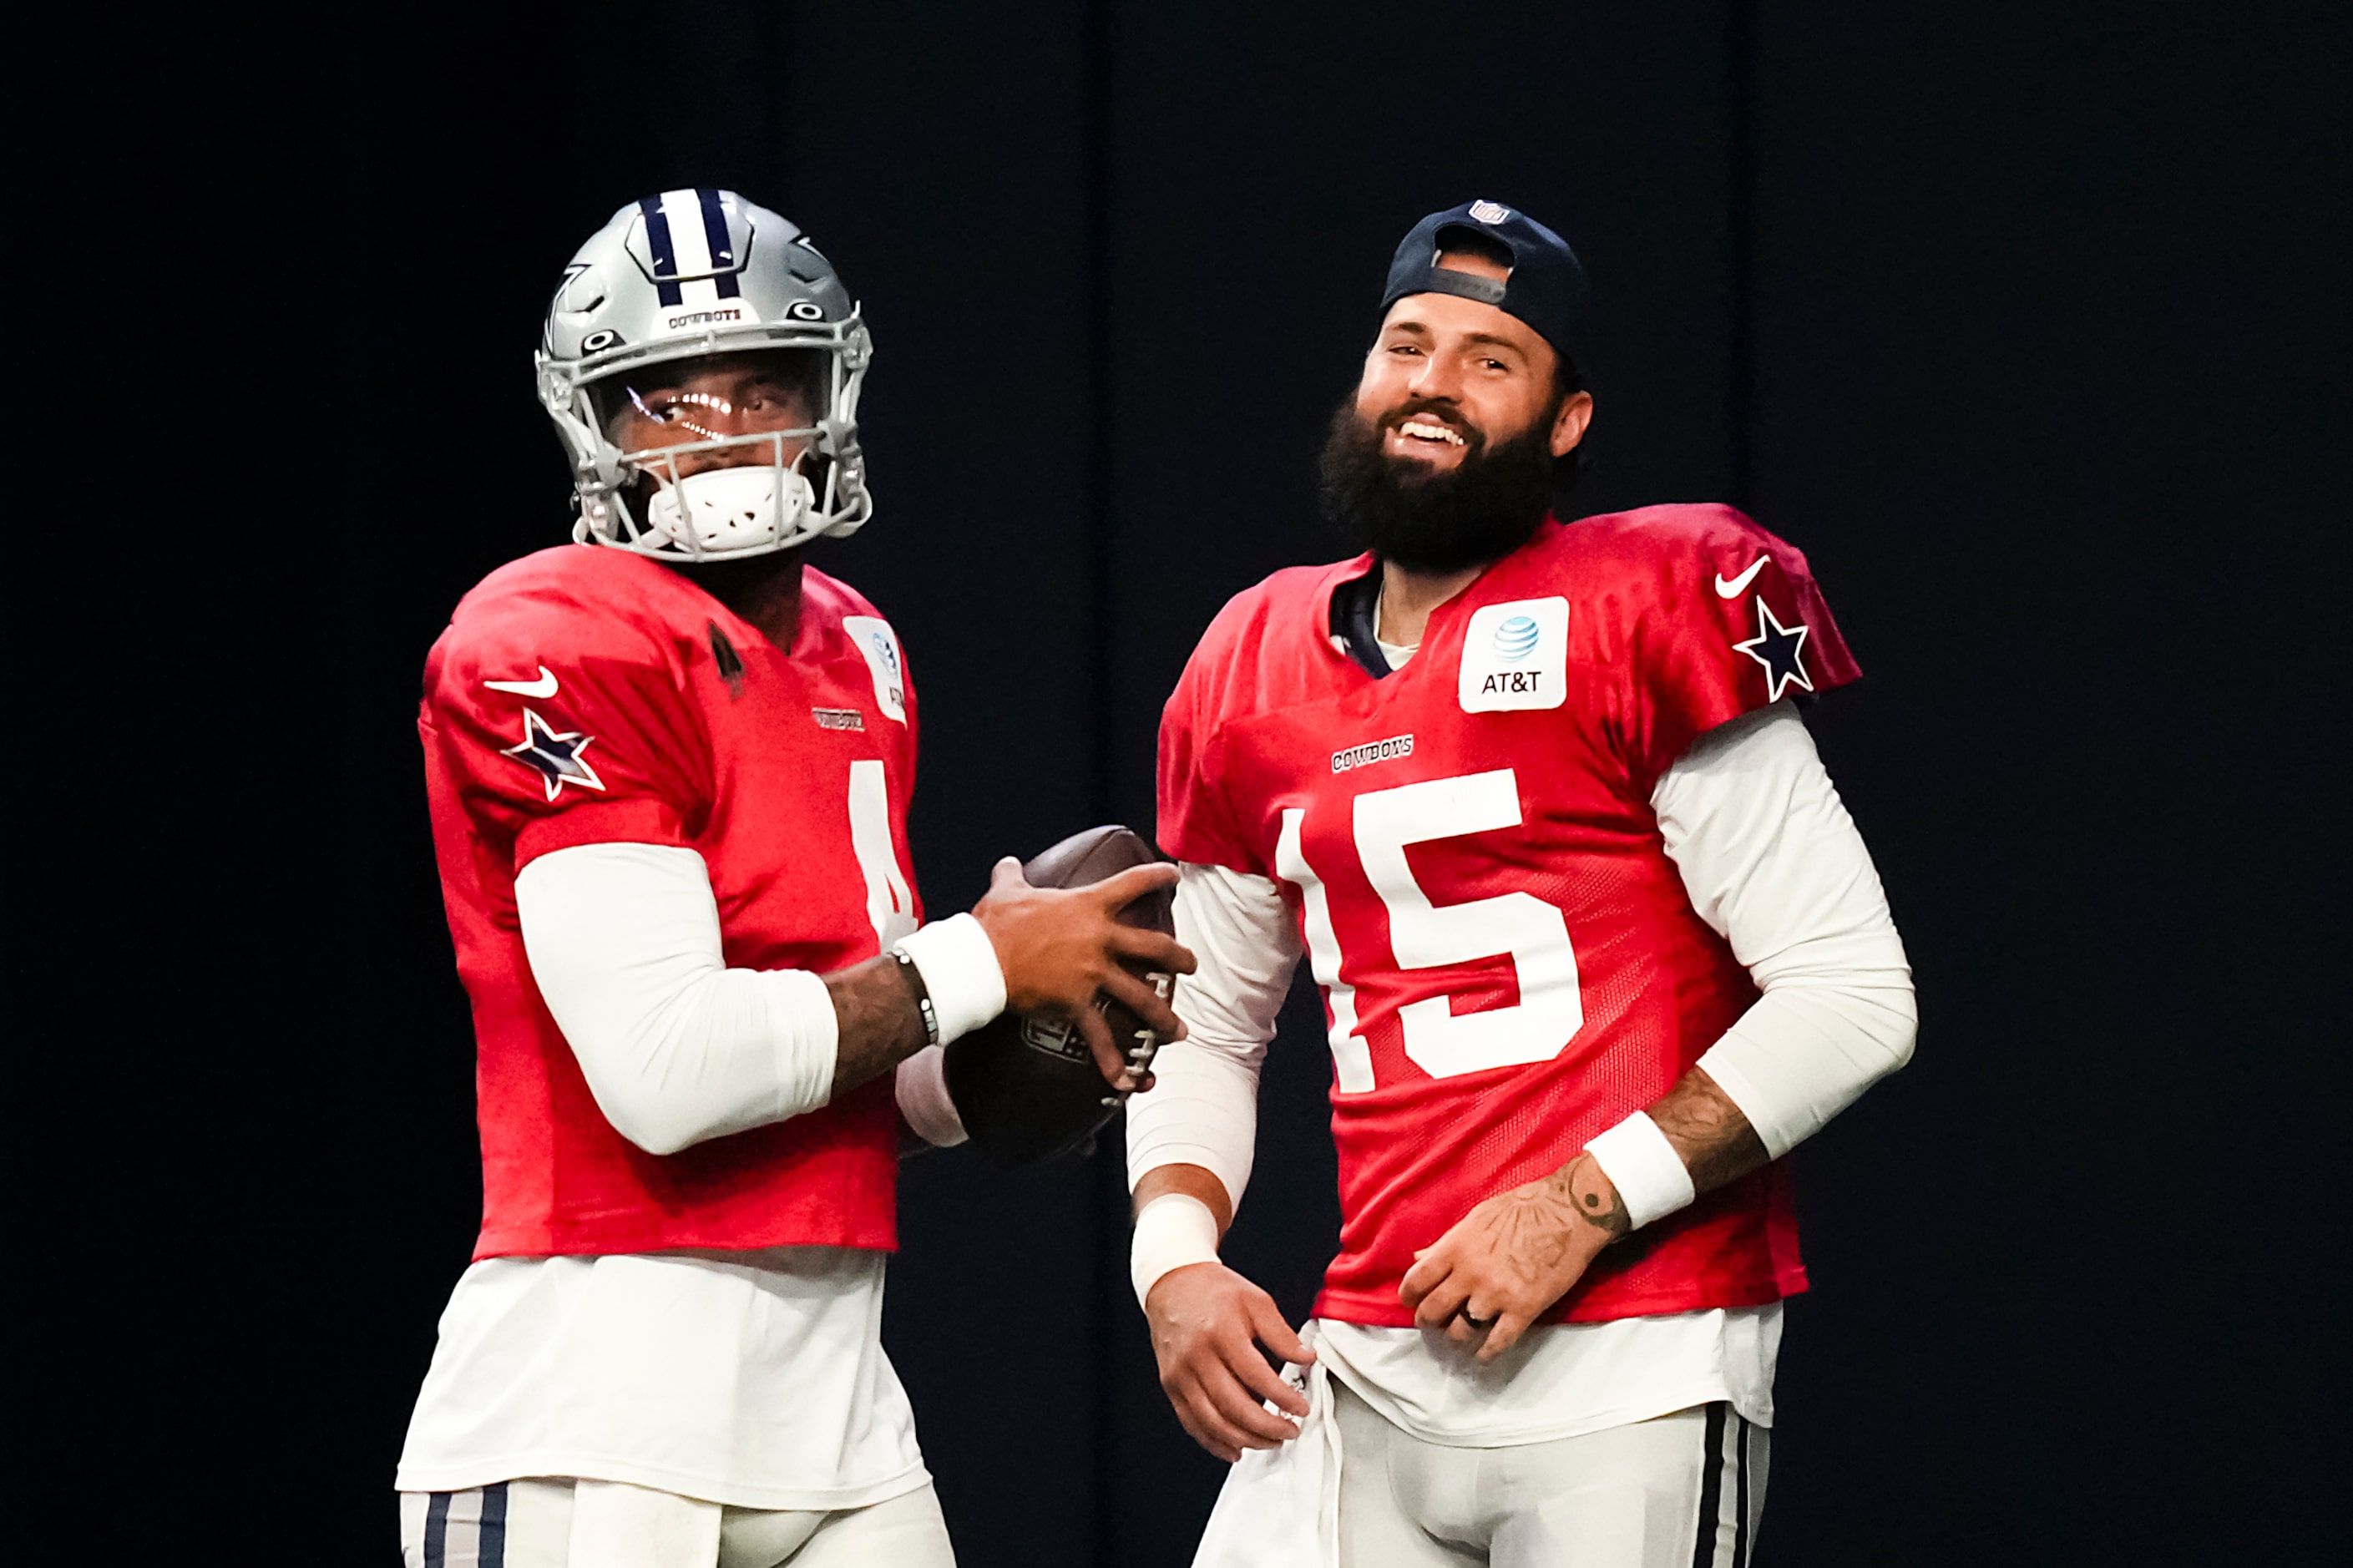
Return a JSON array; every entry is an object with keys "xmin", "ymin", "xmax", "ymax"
[
  {"xmin": 1145, "ymin": 1261, "xmax": 1314, "ymax": 1463},
  {"xmin": 971, "ymin": 857, "xmax": 1193, "ymax": 1089}
]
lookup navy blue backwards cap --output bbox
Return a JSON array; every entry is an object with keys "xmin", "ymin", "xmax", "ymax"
[{"xmin": 1380, "ymin": 199, "xmax": 1587, "ymax": 360}]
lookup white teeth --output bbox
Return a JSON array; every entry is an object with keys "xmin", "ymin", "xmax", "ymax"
[{"xmin": 1399, "ymin": 420, "xmax": 1465, "ymax": 446}]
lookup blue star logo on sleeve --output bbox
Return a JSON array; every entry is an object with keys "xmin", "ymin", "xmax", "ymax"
[
  {"xmin": 501, "ymin": 708, "xmax": 607, "ymax": 802},
  {"xmin": 1733, "ymin": 599, "xmax": 1815, "ymax": 702}
]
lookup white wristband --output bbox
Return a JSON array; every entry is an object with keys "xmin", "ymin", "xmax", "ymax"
[
  {"xmin": 893, "ymin": 1045, "xmax": 967, "ymax": 1147},
  {"xmin": 892, "ymin": 913, "xmax": 1007, "ymax": 1045},
  {"xmin": 1583, "ymin": 1111, "xmax": 1698, "ymax": 1231},
  {"xmin": 1130, "ymin": 1192, "xmax": 1221, "ymax": 1311}
]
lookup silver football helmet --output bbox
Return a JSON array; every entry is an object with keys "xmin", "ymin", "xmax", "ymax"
[{"xmin": 536, "ymin": 189, "xmax": 873, "ymax": 561}]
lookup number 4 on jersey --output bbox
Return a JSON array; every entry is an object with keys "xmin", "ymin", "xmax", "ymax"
[
  {"xmin": 848, "ymin": 759, "xmax": 917, "ymax": 949},
  {"xmin": 1278, "ymin": 768, "xmax": 1584, "ymax": 1089}
]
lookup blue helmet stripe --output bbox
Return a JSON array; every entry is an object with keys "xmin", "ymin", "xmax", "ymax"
[
  {"xmin": 696, "ymin": 188, "xmax": 741, "ymax": 299},
  {"xmin": 638, "ymin": 195, "xmax": 685, "ymax": 306}
]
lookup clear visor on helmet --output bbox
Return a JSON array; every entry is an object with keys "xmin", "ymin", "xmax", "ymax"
[{"xmin": 584, "ymin": 347, "xmax": 831, "ymax": 467}]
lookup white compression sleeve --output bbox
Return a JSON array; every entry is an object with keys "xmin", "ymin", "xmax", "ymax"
[
  {"xmin": 515, "ymin": 842, "xmax": 842, "ymax": 1156},
  {"xmin": 1649, "ymin": 701, "xmax": 1919, "ymax": 1162},
  {"xmin": 1123, "ymin": 862, "xmax": 1300, "ymax": 1212}
]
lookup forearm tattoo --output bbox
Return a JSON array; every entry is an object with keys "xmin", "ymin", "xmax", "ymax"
[
  {"xmin": 824, "ymin": 955, "xmax": 929, "ymax": 1099},
  {"xmin": 1649, "ymin": 1066, "xmax": 1770, "ymax": 1191}
]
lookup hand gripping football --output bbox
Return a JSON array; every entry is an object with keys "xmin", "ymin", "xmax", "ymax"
[{"xmin": 943, "ymin": 825, "xmax": 1177, "ymax": 1167}]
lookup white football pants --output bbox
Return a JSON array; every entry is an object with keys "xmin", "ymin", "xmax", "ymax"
[
  {"xmin": 397, "ymin": 1478, "xmax": 954, "ymax": 1568},
  {"xmin": 1332, "ymin": 1380, "xmax": 1766, "ymax": 1568}
]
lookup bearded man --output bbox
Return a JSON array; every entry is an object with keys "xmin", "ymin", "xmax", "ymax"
[{"xmin": 1126, "ymin": 199, "xmax": 1919, "ymax": 1567}]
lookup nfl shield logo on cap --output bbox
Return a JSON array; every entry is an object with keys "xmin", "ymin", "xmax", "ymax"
[{"xmin": 1468, "ymin": 200, "xmax": 1510, "ymax": 224}]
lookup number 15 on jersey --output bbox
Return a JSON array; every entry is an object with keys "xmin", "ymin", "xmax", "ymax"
[{"xmin": 1276, "ymin": 767, "xmax": 1584, "ymax": 1091}]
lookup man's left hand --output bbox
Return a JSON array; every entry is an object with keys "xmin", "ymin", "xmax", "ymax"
[{"xmin": 1397, "ymin": 1152, "xmax": 1630, "ymax": 1363}]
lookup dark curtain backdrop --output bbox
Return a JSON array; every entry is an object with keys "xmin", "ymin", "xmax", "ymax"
[{"xmin": 31, "ymin": 3, "xmax": 2343, "ymax": 1564}]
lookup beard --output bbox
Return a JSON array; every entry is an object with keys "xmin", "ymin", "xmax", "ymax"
[{"xmin": 1316, "ymin": 394, "xmax": 1561, "ymax": 573}]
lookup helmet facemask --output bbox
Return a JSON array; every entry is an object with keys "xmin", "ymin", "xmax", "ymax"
[{"xmin": 539, "ymin": 317, "xmax": 873, "ymax": 564}]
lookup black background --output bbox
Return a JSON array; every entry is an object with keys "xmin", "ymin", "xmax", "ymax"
[{"xmin": 29, "ymin": 3, "xmax": 2345, "ymax": 1563}]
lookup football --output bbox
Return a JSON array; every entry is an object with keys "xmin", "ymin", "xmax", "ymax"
[{"xmin": 942, "ymin": 825, "xmax": 1177, "ymax": 1167}]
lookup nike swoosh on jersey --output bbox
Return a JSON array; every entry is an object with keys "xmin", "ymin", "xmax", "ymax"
[
  {"xmin": 483, "ymin": 665, "xmax": 559, "ymax": 697},
  {"xmin": 1714, "ymin": 555, "xmax": 1769, "ymax": 598}
]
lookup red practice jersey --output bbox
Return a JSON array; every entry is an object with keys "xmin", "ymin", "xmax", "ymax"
[
  {"xmin": 1158, "ymin": 506, "xmax": 1860, "ymax": 1327},
  {"xmin": 422, "ymin": 544, "xmax": 924, "ymax": 1261}
]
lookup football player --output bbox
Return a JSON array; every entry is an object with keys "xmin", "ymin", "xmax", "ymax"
[
  {"xmin": 395, "ymin": 190, "xmax": 1192, "ymax": 1568},
  {"xmin": 1126, "ymin": 200, "xmax": 1918, "ymax": 1567}
]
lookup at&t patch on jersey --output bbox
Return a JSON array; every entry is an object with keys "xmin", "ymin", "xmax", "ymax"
[
  {"xmin": 842, "ymin": 615, "xmax": 907, "ymax": 723},
  {"xmin": 1457, "ymin": 597, "xmax": 1569, "ymax": 712}
]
